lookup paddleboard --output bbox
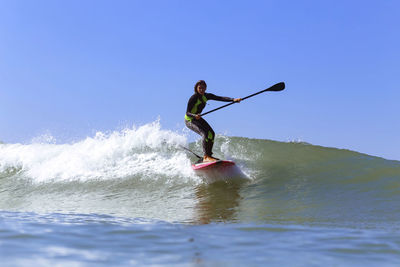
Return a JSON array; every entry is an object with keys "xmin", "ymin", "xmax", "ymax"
[
  {"xmin": 192, "ymin": 160, "xmax": 235, "ymax": 170},
  {"xmin": 192, "ymin": 160, "xmax": 246, "ymax": 183}
]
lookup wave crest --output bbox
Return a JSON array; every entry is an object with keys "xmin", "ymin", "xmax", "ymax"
[{"xmin": 0, "ymin": 121, "xmax": 195, "ymax": 183}]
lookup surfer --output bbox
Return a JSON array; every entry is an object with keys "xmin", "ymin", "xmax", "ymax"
[{"xmin": 185, "ymin": 80, "xmax": 241, "ymax": 162}]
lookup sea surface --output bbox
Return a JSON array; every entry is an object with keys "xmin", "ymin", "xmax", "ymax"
[{"xmin": 1, "ymin": 121, "xmax": 400, "ymax": 266}]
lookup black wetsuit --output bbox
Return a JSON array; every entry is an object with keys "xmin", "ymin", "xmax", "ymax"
[{"xmin": 185, "ymin": 92, "xmax": 233, "ymax": 157}]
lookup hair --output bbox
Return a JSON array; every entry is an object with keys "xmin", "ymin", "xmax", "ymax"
[{"xmin": 194, "ymin": 80, "xmax": 207, "ymax": 93}]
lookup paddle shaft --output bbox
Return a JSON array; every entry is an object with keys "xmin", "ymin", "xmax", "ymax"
[
  {"xmin": 200, "ymin": 82, "xmax": 285, "ymax": 116},
  {"xmin": 179, "ymin": 145, "xmax": 202, "ymax": 159}
]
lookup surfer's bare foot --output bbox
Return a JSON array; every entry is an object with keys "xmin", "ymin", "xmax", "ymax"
[{"xmin": 203, "ymin": 156, "xmax": 218, "ymax": 162}]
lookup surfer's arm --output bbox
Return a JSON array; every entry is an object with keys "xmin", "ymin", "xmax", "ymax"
[{"xmin": 206, "ymin": 93, "xmax": 234, "ymax": 102}]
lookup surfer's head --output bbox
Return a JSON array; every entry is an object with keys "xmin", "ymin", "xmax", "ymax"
[{"xmin": 194, "ymin": 80, "xmax": 207, "ymax": 95}]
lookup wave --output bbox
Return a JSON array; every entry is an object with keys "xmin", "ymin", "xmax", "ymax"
[
  {"xmin": 1, "ymin": 121, "xmax": 400, "ymax": 225},
  {"xmin": 219, "ymin": 137, "xmax": 400, "ymax": 226},
  {"xmin": 0, "ymin": 121, "xmax": 195, "ymax": 184}
]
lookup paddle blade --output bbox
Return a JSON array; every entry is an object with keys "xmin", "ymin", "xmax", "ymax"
[{"xmin": 266, "ymin": 82, "xmax": 285, "ymax": 92}]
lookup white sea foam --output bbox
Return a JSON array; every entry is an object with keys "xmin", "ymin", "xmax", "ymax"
[{"xmin": 0, "ymin": 121, "xmax": 197, "ymax": 183}]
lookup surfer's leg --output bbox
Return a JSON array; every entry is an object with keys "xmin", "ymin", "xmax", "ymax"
[
  {"xmin": 185, "ymin": 119, "xmax": 214, "ymax": 158},
  {"xmin": 185, "ymin": 119, "xmax": 208, "ymax": 155},
  {"xmin": 199, "ymin": 119, "xmax": 215, "ymax": 157}
]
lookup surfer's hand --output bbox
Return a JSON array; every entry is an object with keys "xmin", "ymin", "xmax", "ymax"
[
  {"xmin": 195, "ymin": 114, "xmax": 201, "ymax": 120},
  {"xmin": 234, "ymin": 98, "xmax": 242, "ymax": 103}
]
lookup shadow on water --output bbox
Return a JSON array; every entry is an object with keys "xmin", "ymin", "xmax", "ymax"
[{"xmin": 192, "ymin": 180, "xmax": 247, "ymax": 224}]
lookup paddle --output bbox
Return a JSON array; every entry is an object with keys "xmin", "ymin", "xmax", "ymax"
[
  {"xmin": 179, "ymin": 145, "xmax": 202, "ymax": 159},
  {"xmin": 200, "ymin": 82, "xmax": 285, "ymax": 116}
]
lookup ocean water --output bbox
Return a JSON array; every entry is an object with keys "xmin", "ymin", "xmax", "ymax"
[{"xmin": 1, "ymin": 121, "xmax": 400, "ymax": 266}]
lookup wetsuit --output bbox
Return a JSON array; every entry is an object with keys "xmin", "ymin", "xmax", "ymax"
[{"xmin": 185, "ymin": 93, "xmax": 234, "ymax": 157}]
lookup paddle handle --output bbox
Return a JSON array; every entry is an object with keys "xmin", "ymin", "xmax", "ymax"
[{"xmin": 200, "ymin": 82, "xmax": 285, "ymax": 116}]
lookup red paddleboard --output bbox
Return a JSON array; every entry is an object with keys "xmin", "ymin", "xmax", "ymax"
[
  {"xmin": 192, "ymin": 160, "xmax": 246, "ymax": 183},
  {"xmin": 192, "ymin": 160, "xmax": 235, "ymax": 170}
]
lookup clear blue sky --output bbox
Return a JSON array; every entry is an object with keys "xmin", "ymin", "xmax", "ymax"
[{"xmin": 0, "ymin": 0, "xmax": 399, "ymax": 160}]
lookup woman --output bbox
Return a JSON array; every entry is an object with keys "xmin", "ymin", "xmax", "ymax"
[{"xmin": 185, "ymin": 80, "xmax": 241, "ymax": 162}]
